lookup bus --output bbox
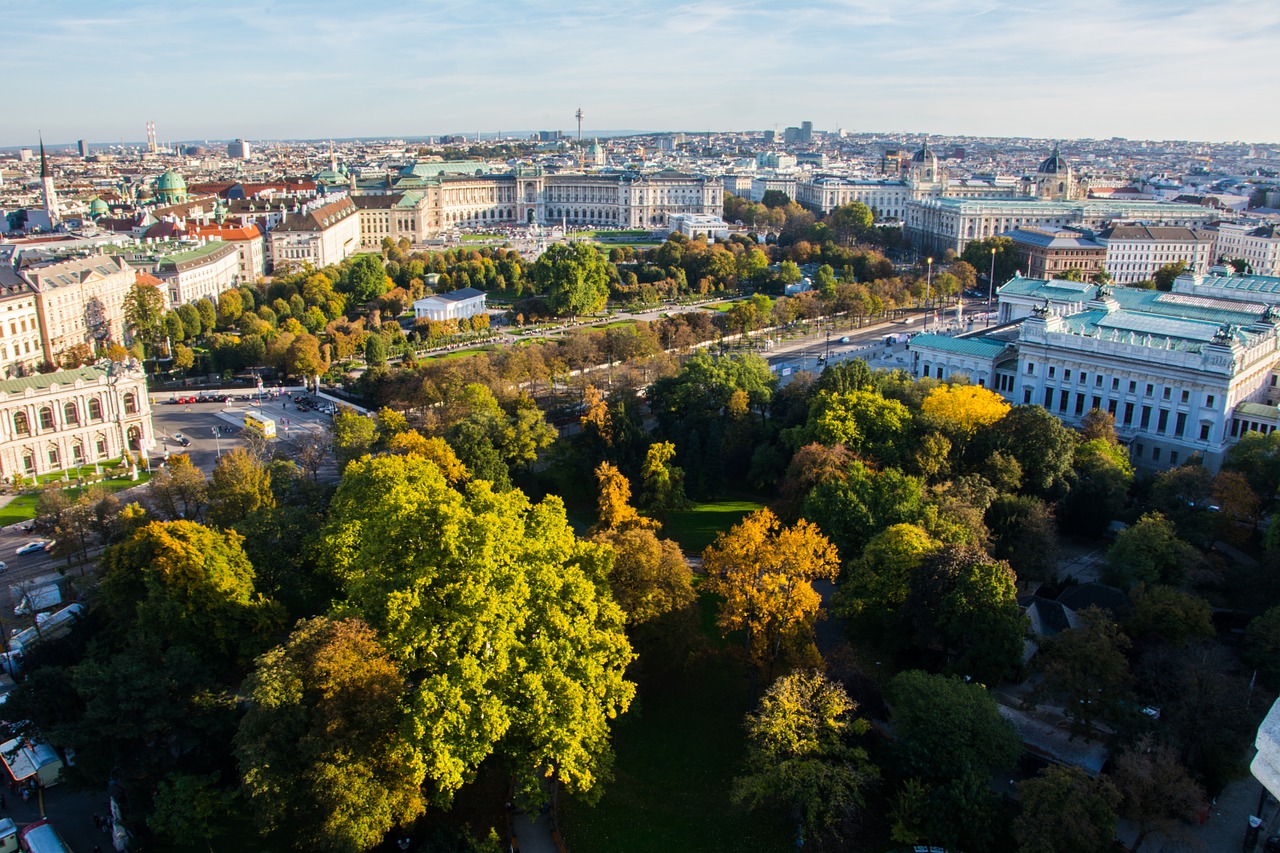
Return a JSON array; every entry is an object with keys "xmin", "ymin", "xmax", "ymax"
[{"xmin": 243, "ymin": 411, "xmax": 277, "ymax": 438}]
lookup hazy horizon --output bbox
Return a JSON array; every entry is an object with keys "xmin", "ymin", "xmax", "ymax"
[{"xmin": 10, "ymin": 0, "xmax": 1280, "ymax": 148}]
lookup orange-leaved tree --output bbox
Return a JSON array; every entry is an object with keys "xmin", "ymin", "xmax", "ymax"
[{"xmin": 702, "ymin": 508, "xmax": 840, "ymax": 672}]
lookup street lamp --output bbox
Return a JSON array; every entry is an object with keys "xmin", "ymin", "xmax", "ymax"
[
  {"xmin": 824, "ymin": 330, "xmax": 831, "ymax": 364},
  {"xmin": 924, "ymin": 257, "xmax": 933, "ymax": 333},
  {"xmin": 987, "ymin": 246, "xmax": 999, "ymax": 327},
  {"xmin": 211, "ymin": 426, "xmax": 221, "ymax": 459}
]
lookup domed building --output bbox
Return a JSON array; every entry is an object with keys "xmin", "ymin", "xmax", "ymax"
[
  {"xmin": 87, "ymin": 197, "xmax": 110, "ymax": 219},
  {"xmin": 908, "ymin": 141, "xmax": 944, "ymax": 189},
  {"xmin": 1027, "ymin": 143, "xmax": 1078, "ymax": 200},
  {"xmin": 154, "ymin": 169, "xmax": 188, "ymax": 205}
]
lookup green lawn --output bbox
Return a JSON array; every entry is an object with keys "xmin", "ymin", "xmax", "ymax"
[
  {"xmin": 560, "ymin": 605, "xmax": 791, "ymax": 853},
  {"xmin": 664, "ymin": 498, "xmax": 765, "ymax": 555},
  {"xmin": 0, "ymin": 474, "xmax": 151, "ymax": 527}
]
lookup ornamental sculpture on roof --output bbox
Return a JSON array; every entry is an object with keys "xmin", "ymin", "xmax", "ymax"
[
  {"xmin": 1213, "ymin": 324, "xmax": 1236, "ymax": 345},
  {"xmin": 1265, "ymin": 304, "xmax": 1278, "ymax": 323}
]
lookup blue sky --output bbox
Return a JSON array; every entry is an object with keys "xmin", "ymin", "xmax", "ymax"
[{"xmin": 11, "ymin": 0, "xmax": 1280, "ymax": 147}]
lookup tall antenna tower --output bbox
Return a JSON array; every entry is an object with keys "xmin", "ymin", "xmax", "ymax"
[
  {"xmin": 575, "ymin": 108, "xmax": 584, "ymax": 169},
  {"xmin": 146, "ymin": 121, "xmax": 158, "ymax": 154}
]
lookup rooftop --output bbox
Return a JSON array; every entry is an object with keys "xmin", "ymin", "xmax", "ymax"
[{"xmin": 907, "ymin": 333, "xmax": 1009, "ymax": 359}]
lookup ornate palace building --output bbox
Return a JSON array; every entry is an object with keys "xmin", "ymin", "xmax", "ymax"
[
  {"xmin": 908, "ymin": 271, "xmax": 1280, "ymax": 471},
  {"xmin": 351, "ymin": 163, "xmax": 722, "ymax": 240},
  {"xmin": 0, "ymin": 362, "xmax": 153, "ymax": 481}
]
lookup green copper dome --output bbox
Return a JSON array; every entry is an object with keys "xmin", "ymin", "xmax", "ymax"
[
  {"xmin": 156, "ymin": 169, "xmax": 186, "ymax": 191},
  {"xmin": 88, "ymin": 197, "xmax": 110, "ymax": 217}
]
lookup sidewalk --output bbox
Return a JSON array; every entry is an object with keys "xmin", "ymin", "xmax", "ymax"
[{"xmin": 1116, "ymin": 755, "xmax": 1269, "ymax": 852}]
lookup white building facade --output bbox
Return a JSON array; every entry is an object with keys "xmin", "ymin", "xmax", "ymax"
[
  {"xmin": 412, "ymin": 287, "xmax": 487, "ymax": 322},
  {"xmin": 910, "ymin": 275, "xmax": 1280, "ymax": 470},
  {"xmin": 1210, "ymin": 223, "xmax": 1280, "ymax": 277},
  {"xmin": 0, "ymin": 362, "xmax": 154, "ymax": 480},
  {"xmin": 155, "ymin": 241, "xmax": 240, "ymax": 305},
  {"xmin": 268, "ymin": 194, "xmax": 360, "ymax": 270},
  {"xmin": 1096, "ymin": 224, "xmax": 1214, "ymax": 285}
]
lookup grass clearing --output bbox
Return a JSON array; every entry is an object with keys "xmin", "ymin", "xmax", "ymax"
[
  {"xmin": 664, "ymin": 498, "xmax": 765, "ymax": 555},
  {"xmin": 560, "ymin": 601, "xmax": 790, "ymax": 853}
]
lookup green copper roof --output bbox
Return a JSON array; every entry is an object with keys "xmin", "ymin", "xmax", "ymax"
[
  {"xmin": 908, "ymin": 333, "xmax": 1009, "ymax": 359},
  {"xmin": 156, "ymin": 169, "xmax": 186, "ymax": 190},
  {"xmin": 0, "ymin": 365, "xmax": 110, "ymax": 395}
]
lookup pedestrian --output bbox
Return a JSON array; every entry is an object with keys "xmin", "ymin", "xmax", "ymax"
[{"xmin": 20, "ymin": 789, "xmax": 28, "ymax": 804}]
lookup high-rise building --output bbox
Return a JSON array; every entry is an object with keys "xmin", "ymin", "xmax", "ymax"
[
  {"xmin": 77, "ymin": 139, "xmax": 88, "ymax": 158},
  {"xmin": 800, "ymin": 121, "xmax": 813, "ymax": 143},
  {"xmin": 227, "ymin": 139, "xmax": 252, "ymax": 160}
]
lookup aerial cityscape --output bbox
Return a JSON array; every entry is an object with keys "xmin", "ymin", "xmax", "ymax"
[{"xmin": 5, "ymin": 2, "xmax": 1280, "ymax": 853}]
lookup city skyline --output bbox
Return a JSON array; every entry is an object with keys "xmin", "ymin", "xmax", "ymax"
[{"xmin": 8, "ymin": 0, "xmax": 1280, "ymax": 148}]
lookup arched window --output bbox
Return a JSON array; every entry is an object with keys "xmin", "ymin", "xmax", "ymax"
[
  {"xmin": 127, "ymin": 425, "xmax": 141, "ymax": 451},
  {"xmin": 64, "ymin": 402, "xmax": 79, "ymax": 425},
  {"xmin": 38, "ymin": 407, "xmax": 54, "ymax": 430},
  {"xmin": 13, "ymin": 412, "xmax": 29, "ymax": 436},
  {"xmin": 89, "ymin": 398, "xmax": 103, "ymax": 421},
  {"xmin": 124, "ymin": 393, "xmax": 137, "ymax": 415}
]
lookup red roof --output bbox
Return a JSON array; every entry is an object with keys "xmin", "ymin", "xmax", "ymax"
[
  {"xmin": 134, "ymin": 271, "xmax": 165, "ymax": 288},
  {"xmin": 188, "ymin": 223, "xmax": 262, "ymax": 241}
]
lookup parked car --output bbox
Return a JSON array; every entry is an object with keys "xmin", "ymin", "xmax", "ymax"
[
  {"xmin": 0, "ymin": 561, "xmax": 9, "ymax": 573},
  {"xmin": 15, "ymin": 541, "xmax": 49, "ymax": 556},
  {"xmin": 173, "ymin": 433, "xmax": 191, "ymax": 447}
]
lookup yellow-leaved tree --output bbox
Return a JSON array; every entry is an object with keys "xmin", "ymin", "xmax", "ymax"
[
  {"xmin": 702, "ymin": 508, "xmax": 840, "ymax": 672},
  {"xmin": 920, "ymin": 384, "xmax": 1010, "ymax": 441},
  {"xmin": 594, "ymin": 462, "xmax": 658, "ymax": 534}
]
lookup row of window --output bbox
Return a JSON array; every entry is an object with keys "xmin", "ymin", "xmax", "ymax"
[
  {"xmin": 11, "ymin": 394, "xmax": 136, "ymax": 436},
  {"xmin": 1029, "ymin": 364, "xmax": 1212, "ymax": 408}
]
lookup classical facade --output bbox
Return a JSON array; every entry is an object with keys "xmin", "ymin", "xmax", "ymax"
[
  {"xmin": 350, "ymin": 164, "xmax": 722, "ymax": 233},
  {"xmin": 796, "ymin": 144, "xmax": 1076, "ymax": 219},
  {"xmin": 905, "ymin": 197, "xmax": 1217, "ymax": 257},
  {"xmin": 910, "ymin": 274, "xmax": 1280, "ymax": 470},
  {"xmin": 154, "ymin": 240, "xmax": 241, "ymax": 305},
  {"xmin": 21, "ymin": 255, "xmax": 133, "ymax": 363},
  {"xmin": 0, "ymin": 362, "xmax": 153, "ymax": 480},
  {"xmin": 1095, "ymin": 224, "xmax": 1214, "ymax": 285},
  {"xmin": 268, "ymin": 194, "xmax": 360, "ymax": 270},
  {"xmin": 413, "ymin": 287, "xmax": 486, "ymax": 322}
]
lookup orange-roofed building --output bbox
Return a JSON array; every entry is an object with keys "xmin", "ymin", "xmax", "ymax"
[{"xmin": 186, "ymin": 223, "xmax": 266, "ymax": 281}]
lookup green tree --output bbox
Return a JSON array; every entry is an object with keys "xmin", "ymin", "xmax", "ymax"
[
  {"xmin": 195, "ymin": 298, "xmax": 218, "ymax": 335},
  {"xmin": 639, "ymin": 441, "xmax": 688, "ymax": 518},
  {"xmin": 990, "ymin": 405, "xmax": 1076, "ymax": 497},
  {"xmin": 149, "ymin": 772, "xmax": 236, "ymax": 851},
  {"xmin": 364, "ymin": 333, "xmax": 387, "ymax": 367},
  {"xmin": 236, "ymin": 617, "xmax": 426, "ymax": 853},
  {"xmin": 124, "ymin": 282, "xmax": 166, "ymax": 346},
  {"xmin": 889, "ymin": 670, "xmax": 1019, "ymax": 778},
  {"xmin": 177, "ymin": 303, "xmax": 203, "ymax": 340},
  {"xmin": 905, "ymin": 545, "xmax": 1027, "ymax": 683},
  {"xmin": 1034, "ymin": 607, "xmax": 1133, "ymax": 738},
  {"xmin": 828, "ymin": 202, "xmax": 874, "ymax": 245},
  {"xmin": 960, "ymin": 236, "xmax": 1019, "ymax": 286},
  {"xmin": 345, "ymin": 254, "xmax": 390, "ymax": 304},
  {"xmin": 732, "ymin": 671, "xmax": 878, "ymax": 843},
  {"xmin": 323, "ymin": 454, "xmax": 634, "ymax": 803},
  {"xmin": 100, "ymin": 520, "xmax": 281, "ymax": 665},
  {"xmin": 1245, "ymin": 605, "xmax": 1280, "ymax": 686},
  {"xmin": 833, "ymin": 523, "xmax": 936, "ymax": 640},
  {"xmin": 985, "ymin": 494, "xmax": 1059, "ymax": 583},
  {"xmin": 531, "ymin": 242, "xmax": 611, "ymax": 319},
  {"xmin": 1014, "ymin": 765, "xmax": 1120, "ymax": 853},
  {"xmin": 1104, "ymin": 511, "xmax": 1199, "ymax": 589},
  {"xmin": 1152, "ymin": 260, "xmax": 1188, "ymax": 291},
  {"xmin": 1126, "ymin": 584, "xmax": 1213, "ymax": 646},
  {"xmin": 1062, "ymin": 436, "xmax": 1134, "ymax": 537},
  {"xmin": 332, "ymin": 407, "xmax": 376, "ymax": 471},
  {"xmin": 207, "ymin": 448, "xmax": 275, "ymax": 528}
]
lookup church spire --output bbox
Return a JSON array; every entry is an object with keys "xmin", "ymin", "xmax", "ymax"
[{"xmin": 38, "ymin": 133, "xmax": 59, "ymax": 226}]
